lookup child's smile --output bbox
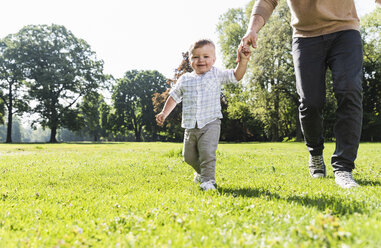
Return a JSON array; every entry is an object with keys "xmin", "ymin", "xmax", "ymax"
[{"xmin": 190, "ymin": 44, "xmax": 216, "ymax": 75}]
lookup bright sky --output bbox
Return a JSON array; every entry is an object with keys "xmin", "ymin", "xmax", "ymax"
[{"xmin": 0, "ymin": 0, "xmax": 377, "ymax": 79}]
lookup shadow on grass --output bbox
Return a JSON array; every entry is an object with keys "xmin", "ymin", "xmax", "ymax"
[
  {"xmin": 323, "ymin": 175, "xmax": 381, "ymax": 186},
  {"xmin": 356, "ymin": 178, "xmax": 381, "ymax": 186},
  {"xmin": 219, "ymin": 187, "xmax": 366, "ymax": 216}
]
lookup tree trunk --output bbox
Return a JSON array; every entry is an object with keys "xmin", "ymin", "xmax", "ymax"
[
  {"xmin": 134, "ymin": 125, "xmax": 142, "ymax": 142},
  {"xmin": 132, "ymin": 116, "xmax": 142, "ymax": 142},
  {"xmin": 6, "ymin": 110, "xmax": 12, "ymax": 143},
  {"xmin": 50, "ymin": 126, "xmax": 58, "ymax": 143},
  {"xmin": 6, "ymin": 86, "xmax": 13, "ymax": 143},
  {"xmin": 271, "ymin": 89, "xmax": 280, "ymax": 142}
]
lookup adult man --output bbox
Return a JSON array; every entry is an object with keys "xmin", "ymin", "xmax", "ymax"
[{"xmin": 241, "ymin": 0, "xmax": 381, "ymax": 188}]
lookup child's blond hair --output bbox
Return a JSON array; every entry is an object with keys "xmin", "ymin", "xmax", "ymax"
[{"xmin": 189, "ymin": 39, "xmax": 215, "ymax": 55}]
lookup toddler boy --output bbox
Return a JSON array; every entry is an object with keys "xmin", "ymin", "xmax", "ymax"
[{"xmin": 156, "ymin": 39, "xmax": 251, "ymax": 191}]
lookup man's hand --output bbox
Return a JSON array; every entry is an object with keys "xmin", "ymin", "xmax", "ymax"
[
  {"xmin": 241, "ymin": 30, "xmax": 259, "ymax": 49},
  {"xmin": 240, "ymin": 14, "xmax": 264, "ymax": 50},
  {"xmin": 237, "ymin": 14, "xmax": 264, "ymax": 62}
]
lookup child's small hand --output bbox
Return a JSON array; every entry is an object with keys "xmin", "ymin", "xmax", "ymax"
[
  {"xmin": 236, "ymin": 44, "xmax": 251, "ymax": 63},
  {"xmin": 156, "ymin": 112, "xmax": 167, "ymax": 126},
  {"xmin": 239, "ymin": 45, "xmax": 251, "ymax": 61}
]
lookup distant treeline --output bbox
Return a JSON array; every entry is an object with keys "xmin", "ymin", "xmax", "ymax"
[{"xmin": 1, "ymin": 3, "xmax": 380, "ymax": 143}]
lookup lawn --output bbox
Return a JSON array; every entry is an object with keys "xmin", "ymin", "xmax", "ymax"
[{"xmin": 0, "ymin": 142, "xmax": 380, "ymax": 247}]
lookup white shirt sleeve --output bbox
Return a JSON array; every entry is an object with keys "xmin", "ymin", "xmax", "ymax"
[{"xmin": 169, "ymin": 75, "xmax": 184, "ymax": 103}]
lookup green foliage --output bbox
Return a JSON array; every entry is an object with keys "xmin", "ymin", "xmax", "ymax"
[
  {"xmin": 246, "ymin": 1, "xmax": 298, "ymax": 142},
  {"xmin": 9, "ymin": 24, "xmax": 106, "ymax": 142},
  {"xmin": 216, "ymin": 1, "xmax": 267, "ymax": 142},
  {"xmin": 221, "ymin": 83, "xmax": 266, "ymax": 141},
  {"xmin": 112, "ymin": 70, "xmax": 167, "ymax": 141},
  {"xmin": 361, "ymin": 8, "xmax": 381, "ymax": 141},
  {"xmin": 217, "ymin": 1, "xmax": 299, "ymax": 142},
  {"xmin": 0, "ymin": 117, "xmax": 22, "ymax": 142},
  {"xmin": 153, "ymin": 52, "xmax": 194, "ymax": 142},
  {"xmin": 217, "ymin": 7, "xmax": 249, "ymax": 68},
  {"xmin": 0, "ymin": 36, "xmax": 31, "ymax": 142},
  {"xmin": 0, "ymin": 98, "xmax": 4, "ymax": 124},
  {"xmin": 322, "ymin": 71, "xmax": 337, "ymax": 141},
  {"xmin": 0, "ymin": 142, "xmax": 380, "ymax": 247},
  {"xmin": 77, "ymin": 92, "xmax": 107, "ymax": 141},
  {"xmin": 217, "ymin": 3, "xmax": 381, "ymax": 142}
]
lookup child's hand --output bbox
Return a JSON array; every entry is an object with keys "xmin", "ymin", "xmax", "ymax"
[
  {"xmin": 156, "ymin": 112, "xmax": 167, "ymax": 126},
  {"xmin": 236, "ymin": 44, "xmax": 251, "ymax": 63}
]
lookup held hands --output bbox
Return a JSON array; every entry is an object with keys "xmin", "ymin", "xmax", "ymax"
[
  {"xmin": 239, "ymin": 45, "xmax": 251, "ymax": 61},
  {"xmin": 236, "ymin": 44, "xmax": 252, "ymax": 63},
  {"xmin": 236, "ymin": 29, "xmax": 258, "ymax": 63}
]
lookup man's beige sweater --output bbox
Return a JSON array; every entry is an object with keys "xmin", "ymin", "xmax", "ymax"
[{"xmin": 252, "ymin": 0, "xmax": 380, "ymax": 37}]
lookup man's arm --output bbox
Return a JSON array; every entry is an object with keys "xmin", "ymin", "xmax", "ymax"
[
  {"xmin": 241, "ymin": 0, "xmax": 278, "ymax": 49},
  {"xmin": 376, "ymin": 0, "xmax": 381, "ymax": 6},
  {"xmin": 241, "ymin": 15, "xmax": 265, "ymax": 49}
]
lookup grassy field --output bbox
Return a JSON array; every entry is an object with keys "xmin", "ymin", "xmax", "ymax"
[{"xmin": 0, "ymin": 142, "xmax": 380, "ymax": 247}]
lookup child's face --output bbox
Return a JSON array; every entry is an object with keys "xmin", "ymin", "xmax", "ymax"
[{"xmin": 190, "ymin": 44, "xmax": 216, "ymax": 75}]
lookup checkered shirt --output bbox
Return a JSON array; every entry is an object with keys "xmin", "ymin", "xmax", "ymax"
[{"xmin": 169, "ymin": 66, "xmax": 238, "ymax": 129}]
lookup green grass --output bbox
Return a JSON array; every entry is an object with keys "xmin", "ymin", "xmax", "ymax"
[{"xmin": 0, "ymin": 142, "xmax": 380, "ymax": 247}]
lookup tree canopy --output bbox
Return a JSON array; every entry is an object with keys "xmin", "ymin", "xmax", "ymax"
[
  {"xmin": 112, "ymin": 70, "xmax": 167, "ymax": 141},
  {"xmin": 1, "ymin": 7, "xmax": 381, "ymax": 143},
  {"xmin": 10, "ymin": 24, "xmax": 106, "ymax": 142}
]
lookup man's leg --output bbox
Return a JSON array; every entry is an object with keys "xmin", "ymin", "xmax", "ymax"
[
  {"xmin": 292, "ymin": 36, "xmax": 328, "ymax": 176},
  {"xmin": 327, "ymin": 30, "xmax": 363, "ymax": 173}
]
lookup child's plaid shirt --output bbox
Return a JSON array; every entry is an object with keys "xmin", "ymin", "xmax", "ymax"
[{"xmin": 169, "ymin": 66, "xmax": 238, "ymax": 129}]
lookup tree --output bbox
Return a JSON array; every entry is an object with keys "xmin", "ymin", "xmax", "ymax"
[
  {"xmin": 221, "ymin": 82, "xmax": 266, "ymax": 141},
  {"xmin": 152, "ymin": 52, "xmax": 193, "ymax": 141},
  {"xmin": 217, "ymin": 5, "xmax": 250, "ymax": 69},
  {"xmin": 112, "ymin": 70, "xmax": 167, "ymax": 141},
  {"xmin": 99, "ymin": 101, "xmax": 115, "ymax": 141},
  {"xmin": 361, "ymin": 8, "xmax": 381, "ymax": 141},
  {"xmin": 0, "ymin": 96, "xmax": 5, "ymax": 126},
  {"xmin": 78, "ymin": 92, "xmax": 107, "ymax": 141},
  {"xmin": 217, "ymin": 1, "xmax": 301, "ymax": 141},
  {"xmin": 247, "ymin": 1, "xmax": 299, "ymax": 141},
  {"xmin": 216, "ymin": 3, "xmax": 266, "ymax": 142},
  {"xmin": 0, "ymin": 37, "xmax": 30, "ymax": 143},
  {"xmin": 11, "ymin": 24, "xmax": 105, "ymax": 143}
]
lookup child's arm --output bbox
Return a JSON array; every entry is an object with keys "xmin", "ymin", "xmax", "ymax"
[
  {"xmin": 156, "ymin": 96, "xmax": 177, "ymax": 126},
  {"xmin": 234, "ymin": 46, "xmax": 251, "ymax": 81}
]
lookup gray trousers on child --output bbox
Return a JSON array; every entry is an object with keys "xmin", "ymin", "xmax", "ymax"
[
  {"xmin": 292, "ymin": 30, "xmax": 363, "ymax": 172},
  {"xmin": 182, "ymin": 119, "xmax": 221, "ymax": 183}
]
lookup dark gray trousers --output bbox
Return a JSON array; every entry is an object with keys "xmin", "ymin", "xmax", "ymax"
[
  {"xmin": 292, "ymin": 30, "xmax": 363, "ymax": 172},
  {"xmin": 182, "ymin": 119, "xmax": 221, "ymax": 183}
]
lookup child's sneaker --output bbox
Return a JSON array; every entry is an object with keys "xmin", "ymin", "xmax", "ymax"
[
  {"xmin": 193, "ymin": 172, "xmax": 201, "ymax": 183},
  {"xmin": 200, "ymin": 180, "xmax": 216, "ymax": 191}
]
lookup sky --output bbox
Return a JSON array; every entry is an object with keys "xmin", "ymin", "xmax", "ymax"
[{"xmin": 0, "ymin": 0, "xmax": 378, "ymax": 79}]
